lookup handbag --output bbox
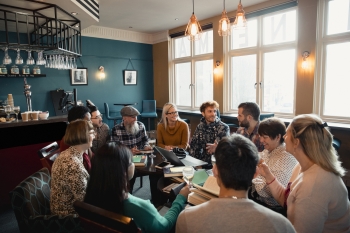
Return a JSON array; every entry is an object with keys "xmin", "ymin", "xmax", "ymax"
[{"xmin": 172, "ymin": 148, "xmax": 187, "ymax": 159}]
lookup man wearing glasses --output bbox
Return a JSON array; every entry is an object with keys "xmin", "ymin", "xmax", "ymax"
[
  {"xmin": 190, "ymin": 101, "xmax": 230, "ymax": 168},
  {"xmin": 86, "ymin": 100, "xmax": 110, "ymax": 154}
]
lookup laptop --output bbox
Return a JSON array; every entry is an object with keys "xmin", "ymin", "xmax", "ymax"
[{"xmin": 154, "ymin": 146, "xmax": 208, "ymax": 167}]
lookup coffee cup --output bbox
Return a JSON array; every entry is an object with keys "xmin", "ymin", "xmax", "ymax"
[
  {"xmin": 31, "ymin": 111, "xmax": 39, "ymax": 121},
  {"xmin": 21, "ymin": 112, "xmax": 29, "ymax": 121}
]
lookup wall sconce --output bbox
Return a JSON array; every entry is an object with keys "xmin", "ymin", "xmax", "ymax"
[
  {"xmin": 98, "ymin": 66, "xmax": 105, "ymax": 79},
  {"xmin": 302, "ymin": 51, "xmax": 310, "ymax": 69},
  {"xmin": 214, "ymin": 60, "xmax": 220, "ymax": 75}
]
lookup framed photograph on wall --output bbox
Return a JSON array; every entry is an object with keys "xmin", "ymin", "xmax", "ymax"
[
  {"xmin": 123, "ymin": 70, "xmax": 137, "ymax": 85},
  {"xmin": 70, "ymin": 68, "xmax": 88, "ymax": 85}
]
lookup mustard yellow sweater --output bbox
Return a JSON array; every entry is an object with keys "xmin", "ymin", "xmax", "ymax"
[{"xmin": 157, "ymin": 121, "xmax": 189, "ymax": 149}]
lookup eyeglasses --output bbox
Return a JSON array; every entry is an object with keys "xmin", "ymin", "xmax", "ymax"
[
  {"xmin": 91, "ymin": 114, "xmax": 103, "ymax": 119},
  {"xmin": 166, "ymin": 111, "xmax": 178, "ymax": 115}
]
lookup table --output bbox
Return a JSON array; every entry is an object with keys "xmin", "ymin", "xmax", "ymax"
[
  {"xmin": 135, "ymin": 150, "xmax": 164, "ymax": 175},
  {"xmin": 114, "ymin": 103, "xmax": 138, "ymax": 106}
]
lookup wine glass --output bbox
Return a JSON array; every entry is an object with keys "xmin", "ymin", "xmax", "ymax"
[
  {"xmin": 183, "ymin": 166, "xmax": 195, "ymax": 188},
  {"xmin": 148, "ymin": 138, "xmax": 156, "ymax": 158},
  {"xmin": 26, "ymin": 51, "xmax": 35, "ymax": 65},
  {"xmin": 13, "ymin": 106, "xmax": 20, "ymax": 122},
  {"xmin": 15, "ymin": 49, "xmax": 23, "ymax": 65},
  {"xmin": 3, "ymin": 47, "xmax": 12, "ymax": 65},
  {"xmin": 5, "ymin": 105, "xmax": 12, "ymax": 119}
]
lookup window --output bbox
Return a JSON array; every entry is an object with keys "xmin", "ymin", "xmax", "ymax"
[
  {"xmin": 170, "ymin": 30, "xmax": 213, "ymax": 109},
  {"xmin": 225, "ymin": 8, "xmax": 297, "ymax": 115},
  {"xmin": 315, "ymin": 0, "xmax": 350, "ymax": 122}
]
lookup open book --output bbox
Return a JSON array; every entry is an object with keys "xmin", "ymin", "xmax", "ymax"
[
  {"xmin": 133, "ymin": 155, "xmax": 147, "ymax": 167},
  {"xmin": 188, "ymin": 176, "xmax": 220, "ymax": 205}
]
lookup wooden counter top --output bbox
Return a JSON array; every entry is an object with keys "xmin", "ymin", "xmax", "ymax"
[{"xmin": 0, "ymin": 115, "xmax": 68, "ymax": 129}]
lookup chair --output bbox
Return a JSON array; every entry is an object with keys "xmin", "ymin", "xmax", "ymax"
[
  {"xmin": 74, "ymin": 201, "xmax": 140, "ymax": 233},
  {"xmin": 332, "ymin": 137, "xmax": 342, "ymax": 151},
  {"xmin": 9, "ymin": 168, "xmax": 83, "ymax": 233},
  {"xmin": 37, "ymin": 141, "xmax": 60, "ymax": 173},
  {"xmin": 260, "ymin": 113, "xmax": 274, "ymax": 121},
  {"xmin": 141, "ymin": 100, "xmax": 157, "ymax": 131},
  {"xmin": 104, "ymin": 103, "xmax": 122, "ymax": 126}
]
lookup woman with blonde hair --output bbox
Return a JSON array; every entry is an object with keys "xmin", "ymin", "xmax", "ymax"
[
  {"xmin": 258, "ymin": 114, "xmax": 350, "ymax": 232},
  {"xmin": 157, "ymin": 103, "xmax": 189, "ymax": 150},
  {"xmin": 51, "ymin": 120, "xmax": 95, "ymax": 215}
]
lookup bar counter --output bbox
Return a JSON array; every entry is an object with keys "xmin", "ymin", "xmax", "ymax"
[{"xmin": 0, "ymin": 115, "xmax": 68, "ymax": 149}]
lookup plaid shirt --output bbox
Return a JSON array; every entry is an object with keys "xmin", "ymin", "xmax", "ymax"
[
  {"xmin": 236, "ymin": 122, "xmax": 264, "ymax": 152},
  {"xmin": 110, "ymin": 121, "xmax": 149, "ymax": 149}
]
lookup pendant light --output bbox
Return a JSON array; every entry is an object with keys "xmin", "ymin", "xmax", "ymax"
[
  {"xmin": 185, "ymin": 0, "xmax": 202, "ymax": 41},
  {"xmin": 233, "ymin": 0, "xmax": 247, "ymax": 30},
  {"xmin": 218, "ymin": 0, "xmax": 231, "ymax": 36}
]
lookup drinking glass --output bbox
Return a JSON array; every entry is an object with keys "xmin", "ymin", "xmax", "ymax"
[
  {"xmin": 148, "ymin": 138, "xmax": 156, "ymax": 158},
  {"xmin": 2, "ymin": 47, "xmax": 12, "ymax": 65},
  {"xmin": 13, "ymin": 106, "xmax": 20, "ymax": 122},
  {"xmin": 5, "ymin": 105, "xmax": 12, "ymax": 119},
  {"xmin": 26, "ymin": 51, "xmax": 35, "ymax": 65},
  {"xmin": 15, "ymin": 49, "xmax": 23, "ymax": 65},
  {"xmin": 182, "ymin": 166, "xmax": 195, "ymax": 188}
]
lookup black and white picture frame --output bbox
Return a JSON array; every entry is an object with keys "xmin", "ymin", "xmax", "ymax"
[
  {"xmin": 70, "ymin": 68, "xmax": 88, "ymax": 85},
  {"xmin": 123, "ymin": 70, "xmax": 137, "ymax": 85}
]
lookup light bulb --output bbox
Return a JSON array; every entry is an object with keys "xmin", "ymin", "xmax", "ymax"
[
  {"xmin": 236, "ymin": 16, "xmax": 244, "ymax": 27},
  {"xmin": 190, "ymin": 23, "xmax": 198, "ymax": 36},
  {"xmin": 222, "ymin": 20, "xmax": 228, "ymax": 32},
  {"xmin": 302, "ymin": 60, "xmax": 309, "ymax": 69}
]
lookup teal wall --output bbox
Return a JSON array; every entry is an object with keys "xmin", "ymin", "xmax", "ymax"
[{"xmin": 0, "ymin": 36, "xmax": 154, "ymax": 128}]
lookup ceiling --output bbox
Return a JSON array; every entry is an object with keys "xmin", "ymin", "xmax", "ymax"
[{"xmin": 0, "ymin": 0, "xmax": 267, "ymax": 34}]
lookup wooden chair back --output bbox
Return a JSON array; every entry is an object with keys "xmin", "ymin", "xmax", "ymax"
[
  {"xmin": 37, "ymin": 142, "xmax": 60, "ymax": 173},
  {"xmin": 74, "ymin": 201, "xmax": 140, "ymax": 233}
]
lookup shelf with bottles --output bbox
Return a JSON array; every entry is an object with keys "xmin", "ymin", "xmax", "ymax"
[
  {"xmin": 0, "ymin": 64, "xmax": 45, "ymax": 77},
  {"xmin": 0, "ymin": 74, "xmax": 46, "ymax": 78}
]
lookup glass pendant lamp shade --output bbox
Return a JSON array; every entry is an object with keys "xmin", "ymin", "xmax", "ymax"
[
  {"xmin": 218, "ymin": 0, "xmax": 231, "ymax": 37},
  {"xmin": 185, "ymin": 0, "xmax": 202, "ymax": 41},
  {"xmin": 233, "ymin": 0, "xmax": 247, "ymax": 30}
]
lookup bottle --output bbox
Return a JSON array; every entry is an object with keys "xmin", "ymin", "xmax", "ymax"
[
  {"xmin": 0, "ymin": 64, "xmax": 7, "ymax": 74},
  {"xmin": 33, "ymin": 66, "xmax": 40, "ymax": 74},
  {"xmin": 11, "ymin": 65, "xmax": 19, "ymax": 74},
  {"xmin": 22, "ymin": 65, "xmax": 30, "ymax": 74}
]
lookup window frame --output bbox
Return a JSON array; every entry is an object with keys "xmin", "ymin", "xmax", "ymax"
[
  {"xmin": 314, "ymin": 0, "xmax": 350, "ymax": 123},
  {"xmin": 169, "ymin": 29, "xmax": 214, "ymax": 110},
  {"xmin": 224, "ymin": 7, "xmax": 298, "ymax": 117}
]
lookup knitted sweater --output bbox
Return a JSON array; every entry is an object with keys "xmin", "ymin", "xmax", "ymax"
[{"xmin": 157, "ymin": 120, "xmax": 189, "ymax": 149}]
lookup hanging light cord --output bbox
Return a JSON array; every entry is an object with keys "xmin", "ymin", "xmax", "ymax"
[
  {"xmin": 223, "ymin": 0, "xmax": 225, "ymax": 10},
  {"xmin": 192, "ymin": 0, "xmax": 194, "ymax": 14}
]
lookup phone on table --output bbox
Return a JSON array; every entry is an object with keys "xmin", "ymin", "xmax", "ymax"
[{"xmin": 155, "ymin": 161, "xmax": 170, "ymax": 169}]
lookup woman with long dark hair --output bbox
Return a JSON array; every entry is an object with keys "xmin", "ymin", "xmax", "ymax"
[{"xmin": 85, "ymin": 143, "xmax": 189, "ymax": 233}]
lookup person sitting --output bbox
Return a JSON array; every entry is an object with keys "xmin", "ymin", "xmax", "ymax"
[
  {"xmin": 157, "ymin": 103, "xmax": 189, "ymax": 150},
  {"xmin": 109, "ymin": 105, "xmax": 163, "ymax": 205},
  {"xmin": 236, "ymin": 102, "xmax": 264, "ymax": 152},
  {"xmin": 258, "ymin": 114, "xmax": 350, "ymax": 232},
  {"xmin": 84, "ymin": 143, "xmax": 190, "ymax": 233},
  {"xmin": 51, "ymin": 120, "xmax": 94, "ymax": 215},
  {"xmin": 59, "ymin": 105, "xmax": 92, "ymax": 173},
  {"xmin": 190, "ymin": 101, "xmax": 229, "ymax": 167},
  {"xmin": 250, "ymin": 117, "xmax": 298, "ymax": 215},
  {"xmin": 109, "ymin": 105, "xmax": 151, "ymax": 154},
  {"xmin": 176, "ymin": 134, "xmax": 295, "ymax": 233},
  {"xmin": 86, "ymin": 100, "xmax": 110, "ymax": 154}
]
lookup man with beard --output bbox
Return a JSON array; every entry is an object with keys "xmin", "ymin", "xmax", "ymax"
[
  {"xmin": 236, "ymin": 102, "xmax": 264, "ymax": 152},
  {"xmin": 86, "ymin": 100, "xmax": 110, "ymax": 154},
  {"xmin": 190, "ymin": 101, "xmax": 230, "ymax": 168},
  {"xmin": 110, "ymin": 105, "xmax": 151, "ymax": 153}
]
